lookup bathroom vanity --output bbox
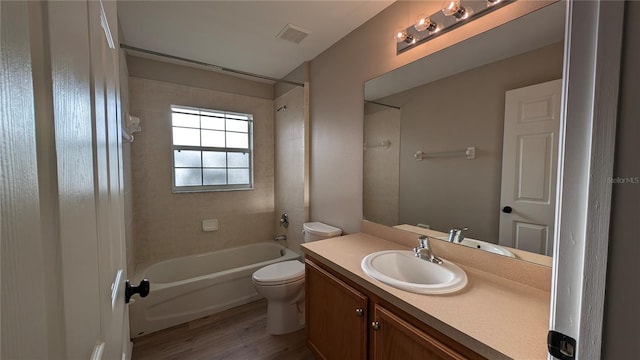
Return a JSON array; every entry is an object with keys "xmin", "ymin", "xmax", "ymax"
[
  {"xmin": 301, "ymin": 221, "xmax": 552, "ymax": 360},
  {"xmin": 306, "ymin": 258, "xmax": 482, "ymax": 359}
]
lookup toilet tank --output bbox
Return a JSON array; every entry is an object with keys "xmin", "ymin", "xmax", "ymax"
[{"xmin": 303, "ymin": 222, "xmax": 342, "ymax": 242}]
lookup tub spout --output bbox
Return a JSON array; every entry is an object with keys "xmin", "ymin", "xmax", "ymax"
[{"xmin": 274, "ymin": 235, "xmax": 287, "ymax": 241}]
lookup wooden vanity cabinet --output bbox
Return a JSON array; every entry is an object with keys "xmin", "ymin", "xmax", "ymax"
[
  {"xmin": 371, "ymin": 304, "xmax": 467, "ymax": 360},
  {"xmin": 305, "ymin": 258, "xmax": 484, "ymax": 360},
  {"xmin": 305, "ymin": 259, "xmax": 368, "ymax": 360}
]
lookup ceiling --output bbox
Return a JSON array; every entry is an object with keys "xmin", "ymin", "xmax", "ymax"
[{"xmin": 117, "ymin": 1, "xmax": 395, "ymax": 81}]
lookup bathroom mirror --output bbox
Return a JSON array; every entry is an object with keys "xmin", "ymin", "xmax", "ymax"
[{"xmin": 363, "ymin": 2, "xmax": 565, "ymax": 265}]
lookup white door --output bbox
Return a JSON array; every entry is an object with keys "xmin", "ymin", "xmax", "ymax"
[
  {"xmin": 47, "ymin": 0, "xmax": 129, "ymax": 358},
  {"xmin": 498, "ymin": 79, "xmax": 562, "ymax": 256},
  {"xmin": 4, "ymin": 1, "xmax": 133, "ymax": 357},
  {"xmin": 88, "ymin": 0, "xmax": 130, "ymax": 359}
]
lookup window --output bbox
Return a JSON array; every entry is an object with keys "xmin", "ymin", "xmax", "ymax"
[{"xmin": 171, "ymin": 105, "xmax": 253, "ymax": 192}]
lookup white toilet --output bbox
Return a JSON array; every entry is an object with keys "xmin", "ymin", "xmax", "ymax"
[{"xmin": 252, "ymin": 222, "xmax": 342, "ymax": 335}]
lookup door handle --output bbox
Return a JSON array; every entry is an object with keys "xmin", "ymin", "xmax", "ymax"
[
  {"xmin": 125, "ymin": 279, "xmax": 150, "ymax": 303},
  {"xmin": 502, "ymin": 206, "xmax": 513, "ymax": 214}
]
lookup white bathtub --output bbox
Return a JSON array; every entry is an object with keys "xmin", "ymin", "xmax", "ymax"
[{"xmin": 129, "ymin": 242, "xmax": 300, "ymax": 337}]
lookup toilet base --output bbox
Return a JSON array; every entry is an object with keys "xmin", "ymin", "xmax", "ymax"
[{"xmin": 266, "ymin": 298, "xmax": 305, "ymax": 335}]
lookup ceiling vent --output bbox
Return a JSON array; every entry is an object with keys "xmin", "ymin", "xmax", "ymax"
[{"xmin": 276, "ymin": 24, "xmax": 311, "ymax": 44}]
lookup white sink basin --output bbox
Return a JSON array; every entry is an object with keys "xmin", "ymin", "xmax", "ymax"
[
  {"xmin": 436, "ymin": 237, "xmax": 517, "ymax": 258},
  {"xmin": 361, "ymin": 250, "xmax": 467, "ymax": 294},
  {"xmin": 459, "ymin": 239, "xmax": 516, "ymax": 258}
]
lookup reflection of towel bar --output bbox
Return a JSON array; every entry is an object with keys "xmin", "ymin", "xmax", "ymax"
[
  {"xmin": 364, "ymin": 140, "xmax": 390, "ymax": 150},
  {"xmin": 414, "ymin": 147, "xmax": 476, "ymax": 160}
]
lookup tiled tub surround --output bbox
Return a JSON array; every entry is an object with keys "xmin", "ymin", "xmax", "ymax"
[
  {"xmin": 129, "ymin": 77, "xmax": 276, "ymax": 266},
  {"xmin": 301, "ymin": 221, "xmax": 552, "ymax": 359},
  {"xmin": 274, "ymin": 86, "xmax": 306, "ymax": 254}
]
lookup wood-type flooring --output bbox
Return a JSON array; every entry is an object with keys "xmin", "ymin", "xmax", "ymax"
[{"xmin": 132, "ymin": 299, "xmax": 315, "ymax": 360}]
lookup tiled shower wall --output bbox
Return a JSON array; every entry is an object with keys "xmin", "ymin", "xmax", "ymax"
[
  {"xmin": 129, "ymin": 77, "xmax": 275, "ymax": 266},
  {"xmin": 274, "ymin": 86, "xmax": 306, "ymax": 254}
]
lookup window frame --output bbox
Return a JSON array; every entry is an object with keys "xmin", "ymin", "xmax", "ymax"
[{"xmin": 170, "ymin": 105, "xmax": 254, "ymax": 193}]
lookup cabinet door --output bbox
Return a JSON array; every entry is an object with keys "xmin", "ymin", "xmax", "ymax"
[
  {"xmin": 306, "ymin": 260, "xmax": 368, "ymax": 360},
  {"xmin": 371, "ymin": 304, "xmax": 466, "ymax": 360}
]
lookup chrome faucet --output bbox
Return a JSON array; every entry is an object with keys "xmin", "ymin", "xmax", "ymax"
[
  {"xmin": 448, "ymin": 227, "xmax": 468, "ymax": 243},
  {"xmin": 413, "ymin": 236, "xmax": 443, "ymax": 264}
]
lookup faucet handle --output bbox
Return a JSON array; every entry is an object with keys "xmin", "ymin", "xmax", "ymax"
[
  {"xmin": 457, "ymin": 227, "xmax": 469, "ymax": 243},
  {"xmin": 418, "ymin": 235, "xmax": 430, "ymax": 248},
  {"xmin": 415, "ymin": 235, "xmax": 442, "ymax": 264},
  {"xmin": 448, "ymin": 227, "xmax": 468, "ymax": 242}
]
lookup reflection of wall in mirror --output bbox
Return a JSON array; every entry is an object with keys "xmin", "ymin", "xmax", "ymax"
[
  {"xmin": 364, "ymin": 105, "xmax": 400, "ymax": 226},
  {"xmin": 372, "ymin": 42, "xmax": 563, "ymax": 243}
]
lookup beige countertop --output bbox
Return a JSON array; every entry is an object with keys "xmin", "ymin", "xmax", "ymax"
[{"xmin": 301, "ymin": 232, "xmax": 551, "ymax": 360}]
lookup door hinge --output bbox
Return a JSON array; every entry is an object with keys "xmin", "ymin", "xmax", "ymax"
[{"xmin": 548, "ymin": 330, "xmax": 576, "ymax": 360}]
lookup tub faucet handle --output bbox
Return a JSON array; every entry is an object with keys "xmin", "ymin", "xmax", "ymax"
[{"xmin": 279, "ymin": 213, "xmax": 289, "ymax": 228}]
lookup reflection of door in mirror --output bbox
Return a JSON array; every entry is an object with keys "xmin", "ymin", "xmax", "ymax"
[{"xmin": 499, "ymin": 79, "xmax": 562, "ymax": 256}]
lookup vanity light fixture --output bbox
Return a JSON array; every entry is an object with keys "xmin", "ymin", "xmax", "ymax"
[{"xmin": 396, "ymin": 0, "xmax": 515, "ymax": 55}]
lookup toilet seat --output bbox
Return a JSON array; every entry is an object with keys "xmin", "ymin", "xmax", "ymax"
[{"xmin": 252, "ymin": 260, "xmax": 305, "ymax": 286}]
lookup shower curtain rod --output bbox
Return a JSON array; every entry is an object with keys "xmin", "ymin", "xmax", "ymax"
[
  {"xmin": 365, "ymin": 100, "xmax": 401, "ymax": 110},
  {"xmin": 120, "ymin": 44, "xmax": 305, "ymax": 87}
]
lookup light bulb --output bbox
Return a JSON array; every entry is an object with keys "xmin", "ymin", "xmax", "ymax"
[
  {"xmin": 442, "ymin": 0, "xmax": 466, "ymax": 19},
  {"xmin": 394, "ymin": 28, "xmax": 414, "ymax": 44},
  {"xmin": 414, "ymin": 14, "xmax": 437, "ymax": 32},
  {"xmin": 414, "ymin": 14, "xmax": 428, "ymax": 31},
  {"xmin": 441, "ymin": 0, "xmax": 460, "ymax": 15}
]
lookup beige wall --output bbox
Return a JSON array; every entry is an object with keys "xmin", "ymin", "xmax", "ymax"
[
  {"xmin": 308, "ymin": 0, "xmax": 555, "ymax": 234},
  {"xmin": 128, "ymin": 76, "xmax": 275, "ymax": 266},
  {"xmin": 127, "ymin": 55, "xmax": 273, "ymax": 100},
  {"xmin": 602, "ymin": 1, "xmax": 640, "ymax": 357},
  {"xmin": 275, "ymin": 63, "xmax": 305, "ymax": 98},
  {"xmin": 274, "ymin": 86, "xmax": 306, "ymax": 253},
  {"xmin": 381, "ymin": 43, "xmax": 562, "ymax": 242}
]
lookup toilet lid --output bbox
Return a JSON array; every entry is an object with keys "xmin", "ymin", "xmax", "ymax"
[{"xmin": 252, "ymin": 260, "xmax": 305, "ymax": 285}]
